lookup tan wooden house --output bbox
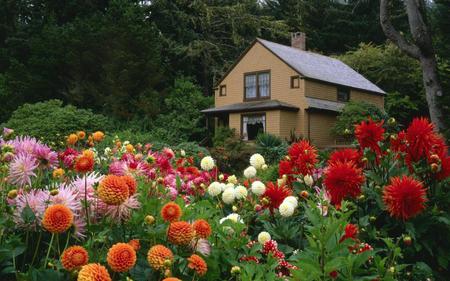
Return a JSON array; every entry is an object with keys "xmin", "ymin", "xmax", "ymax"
[{"xmin": 202, "ymin": 33, "xmax": 385, "ymax": 147}]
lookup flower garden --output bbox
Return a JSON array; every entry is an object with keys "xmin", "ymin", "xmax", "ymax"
[{"xmin": 0, "ymin": 117, "xmax": 449, "ymax": 281}]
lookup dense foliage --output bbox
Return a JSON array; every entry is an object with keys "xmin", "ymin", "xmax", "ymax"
[
  {"xmin": 2, "ymin": 0, "xmax": 448, "ymax": 136},
  {"xmin": 2, "ymin": 100, "xmax": 112, "ymax": 146},
  {"xmin": 0, "ymin": 115, "xmax": 449, "ymax": 280},
  {"xmin": 332, "ymin": 101, "xmax": 388, "ymax": 138}
]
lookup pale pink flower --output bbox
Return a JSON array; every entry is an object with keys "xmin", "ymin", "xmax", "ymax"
[
  {"xmin": 105, "ymin": 194, "xmax": 140, "ymax": 223},
  {"xmin": 73, "ymin": 215, "xmax": 87, "ymax": 239},
  {"xmin": 70, "ymin": 172, "xmax": 103, "ymax": 202},
  {"xmin": 50, "ymin": 185, "xmax": 82, "ymax": 213},
  {"xmin": 13, "ymin": 189, "xmax": 49, "ymax": 230},
  {"xmin": 8, "ymin": 153, "xmax": 38, "ymax": 187},
  {"xmin": 191, "ymin": 238, "xmax": 211, "ymax": 256}
]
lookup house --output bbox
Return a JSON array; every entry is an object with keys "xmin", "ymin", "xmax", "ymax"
[{"xmin": 201, "ymin": 33, "xmax": 385, "ymax": 147}]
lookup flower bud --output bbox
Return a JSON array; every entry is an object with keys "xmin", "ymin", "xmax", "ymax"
[
  {"xmin": 50, "ymin": 189, "xmax": 59, "ymax": 196},
  {"xmin": 232, "ymin": 205, "xmax": 238, "ymax": 212},
  {"xmin": 388, "ymin": 117, "xmax": 396, "ymax": 126},
  {"xmin": 261, "ymin": 197, "xmax": 270, "ymax": 206},
  {"xmin": 219, "ymin": 174, "xmax": 224, "ymax": 181},
  {"xmin": 431, "ymin": 163, "xmax": 440, "ymax": 173},
  {"xmin": 144, "ymin": 215, "xmax": 155, "ymax": 225},
  {"xmin": 300, "ymin": 190, "xmax": 309, "ymax": 199},
  {"xmin": 7, "ymin": 189, "xmax": 18, "ymax": 199},
  {"xmin": 403, "ymin": 236, "xmax": 412, "ymax": 246},
  {"xmin": 231, "ymin": 266, "xmax": 241, "ymax": 274},
  {"xmin": 163, "ymin": 259, "xmax": 172, "ymax": 267},
  {"xmin": 254, "ymin": 204, "xmax": 262, "ymax": 212}
]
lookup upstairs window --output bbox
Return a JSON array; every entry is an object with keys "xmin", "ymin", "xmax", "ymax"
[
  {"xmin": 337, "ymin": 87, "xmax": 350, "ymax": 102},
  {"xmin": 244, "ymin": 71, "xmax": 270, "ymax": 100},
  {"xmin": 219, "ymin": 85, "xmax": 226, "ymax": 96},
  {"xmin": 291, "ymin": 76, "xmax": 300, "ymax": 88}
]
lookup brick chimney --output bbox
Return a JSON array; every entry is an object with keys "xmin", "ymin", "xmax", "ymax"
[{"xmin": 291, "ymin": 32, "xmax": 306, "ymax": 50}]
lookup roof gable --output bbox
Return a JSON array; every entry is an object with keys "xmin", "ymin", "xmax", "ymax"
[
  {"xmin": 215, "ymin": 38, "xmax": 385, "ymax": 95},
  {"xmin": 257, "ymin": 38, "xmax": 385, "ymax": 94}
]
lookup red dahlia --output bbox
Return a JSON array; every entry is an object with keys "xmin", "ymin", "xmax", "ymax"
[
  {"xmin": 328, "ymin": 148, "xmax": 362, "ymax": 167},
  {"xmin": 405, "ymin": 117, "xmax": 436, "ymax": 162},
  {"xmin": 279, "ymin": 140, "xmax": 317, "ymax": 179},
  {"xmin": 262, "ymin": 182, "xmax": 292, "ymax": 213},
  {"xmin": 354, "ymin": 119, "xmax": 385, "ymax": 155},
  {"xmin": 339, "ymin": 223, "xmax": 358, "ymax": 243},
  {"xmin": 324, "ymin": 161, "xmax": 365, "ymax": 206},
  {"xmin": 382, "ymin": 175, "xmax": 427, "ymax": 221}
]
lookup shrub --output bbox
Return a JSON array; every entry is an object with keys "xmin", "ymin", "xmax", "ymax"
[
  {"xmin": 332, "ymin": 101, "xmax": 388, "ymax": 138},
  {"xmin": 210, "ymin": 132, "xmax": 255, "ymax": 175},
  {"xmin": 212, "ymin": 127, "xmax": 236, "ymax": 147},
  {"xmin": 152, "ymin": 78, "xmax": 213, "ymax": 143},
  {"xmin": 3, "ymin": 100, "xmax": 112, "ymax": 146},
  {"xmin": 255, "ymin": 133, "xmax": 288, "ymax": 164}
]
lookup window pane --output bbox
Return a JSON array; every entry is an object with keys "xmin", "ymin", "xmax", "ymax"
[
  {"xmin": 259, "ymin": 73, "xmax": 270, "ymax": 97},
  {"xmin": 245, "ymin": 75, "xmax": 257, "ymax": 99}
]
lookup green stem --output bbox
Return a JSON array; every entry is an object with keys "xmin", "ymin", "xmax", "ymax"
[
  {"xmin": 63, "ymin": 233, "xmax": 70, "ymax": 252},
  {"xmin": 84, "ymin": 175, "xmax": 90, "ymax": 229},
  {"xmin": 56, "ymin": 234, "xmax": 61, "ymax": 256},
  {"xmin": 30, "ymin": 231, "xmax": 42, "ymax": 267},
  {"xmin": 44, "ymin": 233, "xmax": 55, "ymax": 267}
]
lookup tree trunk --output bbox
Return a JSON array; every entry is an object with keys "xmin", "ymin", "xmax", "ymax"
[
  {"xmin": 380, "ymin": 0, "xmax": 446, "ymax": 132},
  {"xmin": 420, "ymin": 55, "xmax": 445, "ymax": 131}
]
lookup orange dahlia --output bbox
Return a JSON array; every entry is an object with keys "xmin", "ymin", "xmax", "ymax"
[
  {"xmin": 122, "ymin": 175, "xmax": 137, "ymax": 195},
  {"xmin": 67, "ymin": 134, "xmax": 78, "ymax": 146},
  {"xmin": 192, "ymin": 219, "xmax": 211, "ymax": 238},
  {"xmin": 77, "ymin": 131, "xmax": 86, "ymax": 139},
  {"xmin": 42, "ymin": 204, "xmax": 73, "ymax": 233},
  {"xmin": 167, "ymin": 221, "xmax": 194, "ymax": 245},
  {"xmin": 92, "ymin": 131, "xmax": 105, "ymax": 142},
  {"xmin": 161, "ymin": 202, "xmax": 182, "ymax": 222},
  {"xmin": 75, "ymin": 154, "xmax": 94, "ymax": 173},
  {"xmin": 77, "ymin": 263, "xmax": 111, "ymax": 281},
  {"xmin": 147, "ymin": 245, "xmax": 174, "ymax": 271},
  {"xmin": 383, "ymin": 176, "xmax": 427, "ymax": 221},
  {"xmin": 187, "ymin": 254, "xmax": 207, "ymax": 276},
  {"xmin": 162, "ymin": 278, "xmax": 182, "ymax": 281},
  {"xmin": 61, "ymin": 246, "xmax": 89, "ymax": 271},
  {"xmin": 128, "ymin": 239, "xmax": 140, "ymax": 251},
  {"xmin": 106, "ymin": 243, "xmax": 136, "ymax": 272},
  {"xmin": 98, "ymin": 175, "xmax": 129, "ymax": 205}
]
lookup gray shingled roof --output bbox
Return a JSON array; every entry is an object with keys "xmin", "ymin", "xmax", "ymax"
[
  {"xmin": 201, "ymin": 100, "xmax": 299, "ymax": 114},
  {"xmin": 306, "ymin": 97, "xmax": 345, "ymax": 112},
  {"xmin": 257, "ymin": 38, "xmax": 385, "ymax": 95}
]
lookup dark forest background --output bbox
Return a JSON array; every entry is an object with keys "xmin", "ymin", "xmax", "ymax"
[{"xmin": 0, "ymin": 0, "xmax": 449, "ymax": 138}]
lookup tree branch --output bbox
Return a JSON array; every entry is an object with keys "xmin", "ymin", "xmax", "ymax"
[
  {"xmin": 404, "ymin": 0, "xmax": 434, "ymax": 56},
  {"xmin": 379, "ymin": 0, "xmax": 421, "ymax": 59}
]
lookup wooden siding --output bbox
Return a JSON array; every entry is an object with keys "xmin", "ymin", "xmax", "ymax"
[
  {"xmin": 304, "ymin": 80, "xmax": 337, "ymax": 101},
  {"xmin": 351, "ymin": 90, "xmax": 384, "ymax": 108},
  {"xmin": 279, "ymin": 111, "xmax": 298, "ymax": 140},
  {"xmin": 214, "ymin": 41, "xmax": 384, "ymax": 146},
  {"xmin": 308, "ymin": 111, "xmax": 338, "ymax": 147}
]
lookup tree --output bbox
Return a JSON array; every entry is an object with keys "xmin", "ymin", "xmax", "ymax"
[{"xmin": 380, "ymin": 0, "xmax": 446, "ymax": 132}]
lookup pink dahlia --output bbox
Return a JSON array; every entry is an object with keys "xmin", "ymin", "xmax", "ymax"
[{"xmin": 8, "ymin": 153, "xmax": 38, "ymax": 187}]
